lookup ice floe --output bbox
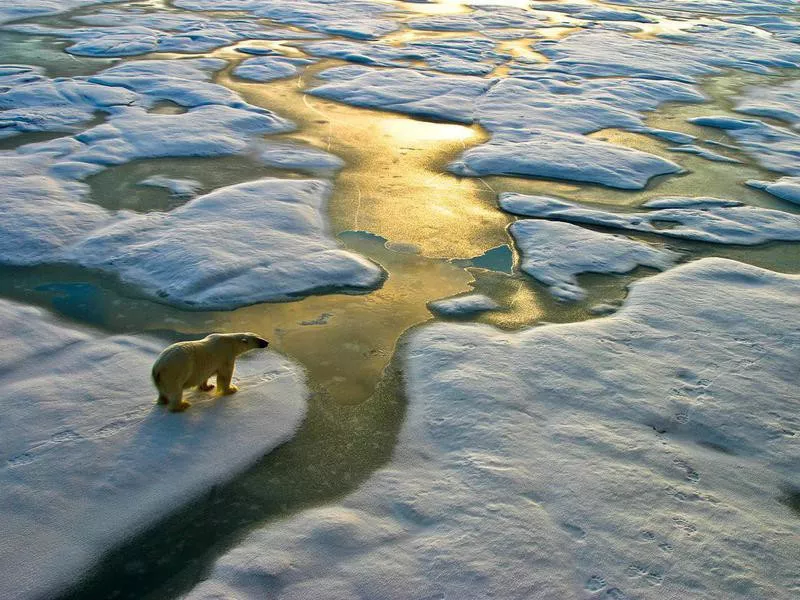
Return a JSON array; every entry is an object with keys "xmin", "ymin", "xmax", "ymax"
[
  {"xmin": 310, "ymin": 67, "xmax": 494, "ymax": 124},
  {"xmin": 688, "ymin": 116, "xmax": 800, "ymax": 176},
  {"xmin": 500, "ymin": 193, "xmax": 800, "ymax": 245},
  {"xmin": 509, "ymin": 219, "xmax": 679, "ymax": 301},
  {"xmin": 408, "ymin": 7, "xmax": 547, "ymax": 32},
  {"xmin": 530, "ymin": 2, "xmax": 656, "ymax": 23},
  {"xmin": 428, "ymin": 293, "xmax": 499, "ymax": 317},
  {"xmin": 604, "ymin": 0, "xmax": 797, "ymax": 15},
  {"xmin": 4, "ymin": 16, "xmax": 295, "ymax": 57},
  {"xmin": 232, "ymin": 56, "xmax": 314, "ymax": 82},
  {"xmin": 535, "ymin": 28, "xmax": 800, "ymax": 83},
  {"xmin": 0, "ymin": 299, "xmax": 308, "ymax": 600},
  {"xmin": 734, "ymin": 79, "xmax": 800, "ymax": 126},
  {"xmin": 747, "ymin": 176, "xmax": 800, "ymax": 206},
  {"xmin": 449, "ymin": 129, "xmax": 682, "ymax": 189},
  {"xmin": 173, "ymin": 0, "xmax": 401, "ymax": 40},
  {"xmin": 185, "ymin": 258, "xmax": 800, "ymax": 600},
  {"xmin": 303, "ymin": 37, "xmax": 509, "ymax": 76}
]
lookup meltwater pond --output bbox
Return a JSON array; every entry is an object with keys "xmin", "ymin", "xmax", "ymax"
[{"xmin": 1, "ymin": 1, "xmax": 800, "ymax": 599}]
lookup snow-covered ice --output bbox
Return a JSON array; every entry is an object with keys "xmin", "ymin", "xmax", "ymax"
[
  {"xmin": 449, "ymin": 130, "xmax": 682, "ymax": 189},
  {"xmin": 310, "ymin": 67, "xmax": 494, "ymax": 124},
  {"xmin": 747, "ymin": 177, "xmax": 800, "ymax": 206},
  {"xmin": 509, "ymin": 219, "xmax": 679, "ymax": 301},
  {"xmin": 500, "ymin": 193, "xmax": 800, "ymax": 245},
  {"xmin": 303, "ymin": 37, "xmax": 509, "ymax": 76},
  {"xmin": 233, "ymin": 56, "xmax": 314, "ymax": 82},
  {"xmin": 185, "ymin": 258, "xmax": 800, "ymax": 600},
  {"xmin": 0, "ymin": 299, "xmax": 308, "ymax": 600},
  {"xmin": 734, "ymin": 79, "xmax": 800, "ymax": 126},
  {"xmin": 688, "ymin": 116, "xmax": 800, "ymax": 176},
  {"xmin": 69, "ymin": 179, "xmax": 385, "ymax": 309},
  {"xmin": 603, "ymin": 0, "xmax": 796, "ymax": 15},
  {"xmin": 428, "ymin": 293, "xmax": 499, "ymax": 317},
  {"xmin": 173, "ymin": 0, "xmax": 401, "ymax": 40},
  {"xmin": 535, "ymin": 28, "xmax": 800, "ymax": 83}
]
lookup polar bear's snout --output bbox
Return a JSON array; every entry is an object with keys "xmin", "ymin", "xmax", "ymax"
[{"xmin": 257, "ymin": 337, "xmax": 269, "ymax": 348}]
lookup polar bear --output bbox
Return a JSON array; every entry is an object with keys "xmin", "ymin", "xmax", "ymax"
[{"xmin": 152, "ymin": 332, "xmax": 269, "ymax": 412}]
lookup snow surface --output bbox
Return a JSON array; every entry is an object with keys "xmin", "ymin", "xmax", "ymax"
[
  {"xmin": 667, "ymin": 144, "xmax": 740, "ymax": 163},
  {"xmin": 3, "ymin": 16, "xmax": 303, "ymax": 57},
  {"xmin": 69, "ymin": 179, "xmax": 384, "ymax": 309},
  {"xmin": 688, "ymin": 116, "xmax": 800, "ymax": 176},
  {"xmin": 303, "ymin": 37, "xmax": 510, "ymax": 76},
  {"xmin": 0, "ymin": 0, "xmax": 115, "ymax": 25},
  {"xmin": 408, "ymin": 7, "xmax": 547, "ymax": 32},
  {"xmin": 604, "ymin": 0, "xmax": 796, "ymax": 15},
  {"xmin": 233, "ymin": 56, "xmax": 314, "ymax": 82},
  {"xmin": 0, "ymin": 299, "xmax": 308, "ymax": 600},
  {"xmin": 173, "ymin": 0, "xmax": 401, "ymax": 40},
  {"xmin": 428, "ymin": 293, "xmax": 499, "ymax": 317},
  {"xmin": 509, "ymin": 220, "xmax": 679, "ymax": 301},
  {"xmin": 499, "ymin": 193, "xmax": 800, "ymax": 246},
  {"xmin": 747, "ymin": 177, "xmax": 800, "ymax": 206},
  {"xmin": 734, "ymin": 79, "xmax": 800, "ymax": 126},
  {"xmin": 535, "ymin": 27, "xmax": 800, "ymax": 83},
  {"xmin": 449, "ymin": 129, "xmax": 682, "ymax": 189},
  {"xmin": 185, "ymin": 258, "xmax": 800, "ymax": 600}
]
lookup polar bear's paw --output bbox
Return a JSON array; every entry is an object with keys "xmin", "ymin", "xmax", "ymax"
[
  {"xmin": 220, "ymin": 384, "xmax": 239, "ymax": 396},
  {"xmin": 169, "ymin": 400, "xmax": 192, "ymax": 413}
]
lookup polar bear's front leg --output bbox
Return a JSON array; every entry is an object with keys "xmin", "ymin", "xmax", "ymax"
[
  {"xmin": 197, "ymin": 379, "xmax": 215, "ymax": 392},
  {"xmin": 216, "ymin": 364, "xmax": 238, "ymax": 395},
  {"xmin": 167, "ymin": 388, "xmax": 191, "ymax": 412}
]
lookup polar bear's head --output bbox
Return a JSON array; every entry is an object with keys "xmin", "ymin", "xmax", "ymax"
[{"xmin": 232, "ymin": 332, "xmax": 270, "ymax": 353}]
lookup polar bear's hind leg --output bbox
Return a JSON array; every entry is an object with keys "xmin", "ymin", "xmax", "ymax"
[{"xmin": 198, "ymin": 378, "xmax": 214, "ymax": 392}]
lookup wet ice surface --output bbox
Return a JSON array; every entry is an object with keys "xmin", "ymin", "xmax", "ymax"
[
  {"xmin": 0, "ymin": 298, "xmax": 308, "ymax": 600},
  {"xmin": 186, "ymin": 259, "xmax": 800, "ymax": 600}
]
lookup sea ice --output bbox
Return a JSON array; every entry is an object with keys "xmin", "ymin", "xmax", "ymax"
[
  {"xmin": 232, "ymin": 56, "xmax": 314, "ymax": 82},
  {"xmin": 449, "ymin": 129, "xmax": 682, "ymax": 189},
  {"xmin": 310, "ymin": 68, "xmax": 494, "ymax": 124},
  {"xmin": 499, "ymin": 193, "xmax": 800, "ymax": 245},
  {"xmin": 428, "ymin": 293, "xmax": 499, "ymax": 317},
  {"xmin": 0, "ymin": 299, "xmax": 308, "ymax": 600},
  {"xmin": 747, "ymin": 177, "xmax": 800, "ymax": 206},
  {"xmin": 509, "ymin": 220, "xmax": 678, "ymax": 301},
  {"xmin": 604, "ymin": 0, "xmax": 796, "ymax": 15},
  {"xmin": 734, "ymin": 79, "xmax": 800, "ymax": 126},
  {"xmin": 173, "ymin": 0, "xmax": 401, "ymax": 40},
  {"xmin": 185, "ymin": 258, "xmax": 800, "ymax": 600},
  {"xmin": 688, "ymin": 117, "xmax": 800, "ymax": 176},
  {"xmin": 62, "ymin": 179, "xmax": 382, "ymax": 308}
]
